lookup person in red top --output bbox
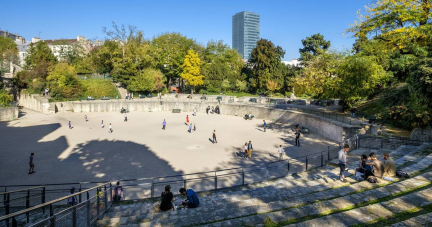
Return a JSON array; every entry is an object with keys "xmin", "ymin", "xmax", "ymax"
[{"xmin": 186, "ymin": 115, "xmax": 189, "ymax": 125}]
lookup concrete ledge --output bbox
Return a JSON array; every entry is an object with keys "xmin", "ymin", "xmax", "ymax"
[{"xmin": 0, "ymin": 107, "xmax": 18, "ymax": 121}]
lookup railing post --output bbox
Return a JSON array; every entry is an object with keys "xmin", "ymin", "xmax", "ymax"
[
  {"xmin": 96, "ymin": 187, "xmax": 100, "ymax": 219},
  {"xmin": 42, "ymin": 187, "xmax": 46, "ymax": 214},
  {"xmin": 12, "ymin": 217, "xmax": 18, "ymax": 227},
  {"xmin": 214, "ymin": 172, "xmax": 217, "ymax": 190},
  {"xmin": 72, "ymin": 204, "xmax": 77, "ymax": 227},
  {"xmin": 79, "ymin": 184, "xmax": 82, "ymax": 203},
  {"xmin": 86, "ymin": 192, "xmax": 91, "ymax": 227},
  {"xmin": 305, "ymin": 156, "xmax": 308, "ymax": 171},
  {"xmin": 104, "ymin": 185, "xmax": 108, "ymax": 213},
  {"xmin": 151, "ymin": 179, "xmax": 154, "ymax": 198},
  {"xmin": 49, "ymin": 204, "xmax": 55, "ymax": 227},
  {"xmin": 242, "ymin": 168, "xmax": 245, "ymax": 186},
  {"xmin": 26, "ymin": 190, "xmax": 30, "ymax": 223},
  {"xmin": 5, "ymin": 193, "xmax": 10, "ymax": 215}
]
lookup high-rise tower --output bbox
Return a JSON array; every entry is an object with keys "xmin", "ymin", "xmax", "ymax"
[{"xmin": 232, "ymin": 11, "xmax": 260, "ymax": 60}]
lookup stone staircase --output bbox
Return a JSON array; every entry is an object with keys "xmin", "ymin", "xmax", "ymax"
[{"xmin": 96, "ymin": 142, "xmax": 432, "ymax": 227}]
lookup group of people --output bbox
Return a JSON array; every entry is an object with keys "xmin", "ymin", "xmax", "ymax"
[
  {"xmin": 241, "ymin": 141, "xmax": 254, "ymax": 158},
  {"xmin": 205, "ymin": 106, "xmax": 220, "ymax": 114},
  {"xmin": 125, "ymin": 93, "xmax": 133, "ymax": 100},
  {"xmin": 111, "ymin": 182, "xmax": 199, "ymax": 211},
  {"xmin": 338, "ymin": 144, "xmax": 396, "ymax": 182},
  {"xmin": 185, "ymin": 115, "xmax": 197, "ymax": 133}
]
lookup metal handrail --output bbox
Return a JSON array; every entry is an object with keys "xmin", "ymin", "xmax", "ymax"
[
  {"xmin": 0, "ymin": 186, "xmax": 44, "ymax": 196},
  {"xmin": 0, "ymin": 182, "xmax": 110, "ymax": 222}
]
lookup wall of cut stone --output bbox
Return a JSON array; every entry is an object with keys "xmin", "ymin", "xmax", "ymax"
[
  {"xmin": 18, "ymin": 93, "xmax": 54, "ymax": 114},
  {"xmin": 0, "ymin": 107, "xmax": 18, "ymax": 121}
]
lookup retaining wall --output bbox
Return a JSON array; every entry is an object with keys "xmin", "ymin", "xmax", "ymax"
[
  {"xmin": 0, "ymin": 107, "xmax": 18, "ymax": 121},
  {"xmin": 18, "ymin": 93, "xmax": 54, "ymax": 114}
]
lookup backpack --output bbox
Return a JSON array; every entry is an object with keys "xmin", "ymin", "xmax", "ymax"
[
  {"xmin": 367, "ymin": 177, "xmax": 377, "ymax": 183},
  {"xmin": 396, "ymin": 170, "xmax": 410, "ymax": 178}
]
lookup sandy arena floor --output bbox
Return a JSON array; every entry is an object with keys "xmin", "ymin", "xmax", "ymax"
[{"xmin": 0, "ymin": 108, "xmax": 338, "ymax": 186}]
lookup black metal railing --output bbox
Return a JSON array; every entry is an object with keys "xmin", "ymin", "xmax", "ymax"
[
  {"xmin": 357, "ymin": 135, "xmax": 424, "ymax": 150},
  {"xmin": 0, "ymin": 186, "xmax": 45, "ymax": 218},
  {"xmin": 0, "ymin": 183, "xmax": 111, "ymax": 227}
]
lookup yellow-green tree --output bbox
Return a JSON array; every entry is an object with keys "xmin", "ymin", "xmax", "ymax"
[
  {"xmin": 347, "ymin": 0, "xmax": 432, "ymax": 51},
  {"xmin": 181, "ymin": 49, "xmax": 203, "ymax": 94}
]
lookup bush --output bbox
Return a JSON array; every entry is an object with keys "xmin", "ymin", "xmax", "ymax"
[
  {"xmin": 0, "ymin": 89, "xmax": 13, "ymax": 107},
  {"xmin": 81, "ymin": 78, "xmax": 119, "ymax": 98},
  {"xmin": 47, "ymin": 63, "xmax": 82, "ymax": 99}
]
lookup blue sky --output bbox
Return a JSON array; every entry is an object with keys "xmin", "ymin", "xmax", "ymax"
[{"xmin": 0, "ymin": 0, "xmax": 373, "ymax": 60}]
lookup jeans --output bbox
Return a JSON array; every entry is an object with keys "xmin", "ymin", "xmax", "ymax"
[
  {"xmin": 295, "ymin": 138, "xmax": 300, "ymax": 147},
  {"xmin": 339, "ymin": 163, "xmax": 346, "ymax": 179}
]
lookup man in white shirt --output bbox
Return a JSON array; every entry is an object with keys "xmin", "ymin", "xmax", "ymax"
[
  {"xmin": 278, "ymin": 145, "xmax": 284, "ymax": 160},
  {"xmin": 338, "ymin": 144, "xmax": 350, "ymax": 182}
]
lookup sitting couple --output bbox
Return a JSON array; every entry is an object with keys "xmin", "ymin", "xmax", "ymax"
[{"xmin": 159, "ymin": 185, "xmax": 200, "ymax": 211}]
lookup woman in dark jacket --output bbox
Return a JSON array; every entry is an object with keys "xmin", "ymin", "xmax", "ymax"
[{"xmin": 160, "ymin": 185, "xmax": 176, "ymax": 211}]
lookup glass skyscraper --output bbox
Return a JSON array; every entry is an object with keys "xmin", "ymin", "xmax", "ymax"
[{"xmin": 232, "ymin": 11, "xmax": 260, "ymax": 60}]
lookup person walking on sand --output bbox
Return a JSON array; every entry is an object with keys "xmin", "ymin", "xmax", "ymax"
[
  {"xmin": 188, "ymin": 123, "xmax": 192, "ymax": 133},
  {"xmin": 278, "ymin": 145, "xmax": 284, "ymax": 161},
  {"xmin": 263, "ymin": 120, "xmax": 267, "ymax": 132},
  {"xmin": 101, "ymin": 120, "xmax": 104, "ymax": 128},
  {"xmin": 186, "ymin": 115, "xmax": 189, "ymax": 125},
  {"xmin": 109, "ymin": 123, "xmax": 113, "ymax": 133},
  {"xmin": 162, "ymin": 119, "xmax": 166, "ymax": 130},
  {"xmin": 243, "ymin": 142, "xmax": 248, "ymax": 159},
  {"xmin": 193, "ymin": 108, "xmax": 197, "ymax": 116},
  {"xmin": 85, "ymin": 115, "xmax": 88, "ymax": 122},
  {"xmin": 124, "ymin": 113, "xmax": 127, "ymax": 122},
  {"xmin": 193, "ymin": 123, "xmax": 196, "ymax": 131},
  {"xmin": 212, "ymin": 130, "xmax": 217, "ymax": 144},
  {"xmin": 68, "ymin": 121, "xmax": 73, "ymax": 129},
  {"xmin": 29, "ymin": 153, "xmax": 35, "ymax": 174}
]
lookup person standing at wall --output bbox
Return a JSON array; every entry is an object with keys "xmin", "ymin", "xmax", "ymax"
[{"xmin": 29, "ymin": 153, "xmax": 35, "ymax": 174}]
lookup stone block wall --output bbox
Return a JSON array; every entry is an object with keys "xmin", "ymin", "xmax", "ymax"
[
  {"xmin": 18, "ymin": 93, "xmax": 54, "ymax": 114},
  {"xmin": 0, "ymin": 107, "xmax": 18, "ymax": 121}
]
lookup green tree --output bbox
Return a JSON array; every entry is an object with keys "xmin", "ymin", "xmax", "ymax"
[
  {"xmin": 221, "ymin": 79, "xmax": 231, "ymax": 92},
  {"xmin": 90, "ymin": 40, "xmax": 121, "ymax": 75},
  {"xmin": 202, "ymin": 40, "xmax": 243, "ymax": 93},
  {"xmin": 347, "ymin": 0, "xmax": 432, "ymax": 53},
  {"xmin": 299, "ymin": 33, "xmax": 331, "ymax": 63},
  {"xmin": 235, "ymin": 79, "xmax": 247, "ymax": 92},
  {"xmin": 25, "ymin": 41, "xmax": 57, "ymax": 70},
  {"xmin": 181, "ymin": 49, "xmax": 203, "ymax": 94},
  {"xmin": 249, "ymin": 39, "xmax": 285, "ymax": 92},
  {"xmin": 0, "ymin": 36, "xmax": 18, "ymax": 71},
  {"xmin": 152, "ymin": 32, "xmax": 199, "ymax": 87},
  {"xmin": 47, "ymin": 63, "xmax": 82, "ymax": 99}
]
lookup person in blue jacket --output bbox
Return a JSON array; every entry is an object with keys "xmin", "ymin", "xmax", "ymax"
[{"xmin": 179, "ymin": 188, "xmax": 199, "ymax": 208}]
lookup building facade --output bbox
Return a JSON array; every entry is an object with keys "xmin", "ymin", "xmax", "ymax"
[{"xmin": 232, "ymin": 11, "xmax": 260, "ymax": 60}]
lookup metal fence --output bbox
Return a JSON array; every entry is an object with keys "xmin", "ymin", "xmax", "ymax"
[
  {"xmin": 357, "ymin": 136, "xmax": 425, "ymax": 150},
  {"xmin": 0, "ymin": 183, "xmax": 111, "ymax": 227},
  {"xmin": 0, "ymin": 186, "xmax": 45, "ymax": 218}
]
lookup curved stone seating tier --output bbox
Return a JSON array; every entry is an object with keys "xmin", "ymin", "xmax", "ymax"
[{"xmin": 93, "ymin": 143, "xmax": 432, "ymax": 227}]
